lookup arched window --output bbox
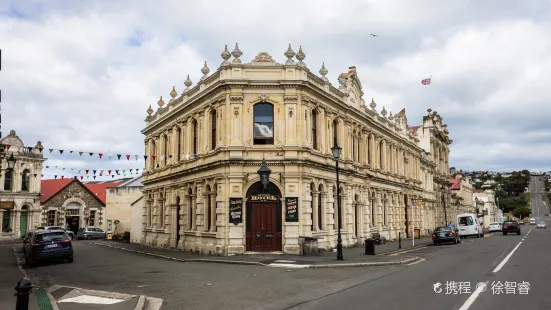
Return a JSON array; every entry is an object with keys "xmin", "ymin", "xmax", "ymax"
[
  {"xmin": 163, "ymin": 135, "xmax": 169, "ymax": 165},
  {"xmin": 371, "ymin": 191, "xmax": 376, "ymax": 227},
  {"xmin": 22, "ymin": 169, "xmax": 31, "ymax": 192},
  {"xmin": 151, "ymin": 139, "xmax": 157, "ymax": 168},
  {"xmin": 333, "ymin": 119, "xmax": 338, "ymax": 145},
  {"xmin": 176, "ymin": 127, "xmax": 181, "ymax": 162},
  {"xmin": 352, "ymin": 131, "xmax": 356, "ymax": 161},
  {"xmin": 253, "ymin": 103, "xmax": 274, "ymax": 145},
  {"xmin": 147, "ymin": 194, "xmax": 152, "ymax": 227},
  {"xmin": 310, "ymin": 183, "xmax": 315, "ymax": 231},
  {"xmin": 379, "ymin": 141, "xmax": 384, "ymax": 169},
  {"xmin": 192, "ymin": 120, "xmax": 198, "ymax": 155},
  {"xmin": 367, "ymin": 135, "xmax": 372, "ymax": 165},
  {"xmin": 318, "ymin": 184, "xmax": 323, "ymax": 231},
  {"xmin": 354, "ymin": 194, "xmax": 359, "ymax": 237},
  {"xmin": 3, "ymin": 168, "xmax": 13, "ymax": 191},
  {"xmin": 383, "ymin": 194, "xmax": 387, "ymax": 226},
  {"xmin": 312, "ymin": 110, "xmax": 318, "ymax": 150},
  {"xmin": 206, "ymin": 185, "xmax": 212, "ymax": 231},
  {"xmin": 211, "ymin": 184, "xmax": 217, "ymax": 232},
  {"xmin": 211, "ymin": 110, "xmax": 217, "ymax": 150}
]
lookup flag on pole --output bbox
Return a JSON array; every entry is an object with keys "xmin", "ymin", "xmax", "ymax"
[{"xmin": 421, "ymin": 76, "xmax": 432, "ymax": 85}]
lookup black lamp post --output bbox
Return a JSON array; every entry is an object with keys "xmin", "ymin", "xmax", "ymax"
[
  {"xmin": 441, "ymin": 185, "xmax": 448, "ymax": 224},
  {"xmin": 331, "ymin": 142, "xmax": 343, "ymax": 260},
  {"xmin": 257, "ymin": 158, "xmax": 271, "ymax": 194}
]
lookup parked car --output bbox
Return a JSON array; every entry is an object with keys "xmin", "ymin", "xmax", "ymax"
[
  {"xmin": 77, "ymin": 227, "xmax": 106, "ymax": 240},
  {"xmin": 457, "ymin": 213, "xmax": 484, "ymax": 238},
  {"xmin": 488, "ymin": 222, "xmax": 501, "ymax": 232},
  {"xmin": 36, "ymin": 226, "xmax": 75, "ymax": 240},
  {"xmin": 432, "ymin": 226, "xmax": 460, "ymax": 245},
  {"xmin": 502, "ymin": 220, "xmax": 521, "ymax": 235},
  {"xmin": 536, "ymin": 221, "xmax": 547, "ymax": 229},
  {"xmin": 23, "ymin": 229, "xmax": 73, "ymax": 266}
]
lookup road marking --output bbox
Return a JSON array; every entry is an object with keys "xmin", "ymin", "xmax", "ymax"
[
  {"xmin": 389, "ymin": 246, "xmax": 428, "ymax": 256},
  {"xmin": 406, "ymin": 258, "xmax": 425, "ymax": 266},
  {"xmin": 493, "ymin": 240, "xmax": 524, "ymax": 273},
  {"xmin": 459, "ymin": 281, "xmax": 488, "ymax": 310},
  {"xmin": 59, "ymin": 295, "xmax": 125, "ymax": 304},
  {"xmin": 268, "ymin": 263, "xmax": 310, "ymax": 268}
]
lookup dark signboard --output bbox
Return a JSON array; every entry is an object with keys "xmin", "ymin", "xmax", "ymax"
[
  {"xmin": 285, "ymin": 197, "xmax": 299, "ymax": 222},
  {"xmin": 249, "ymin": 194, "xmax": 279, "ymax": 202},
  {"xmin": 0, "ymin": 201, "xmax": 14, "ymax": 210},
  {"xmin": 229, "ymin": 198, "xmax": 243, "ymax": 225}
]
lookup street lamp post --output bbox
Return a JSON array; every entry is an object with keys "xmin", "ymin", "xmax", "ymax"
[
  {"xmin": 441, "ymin": 185, "xmax": 448, "ymax": 224},
  {"xmin": 257, "ymin": 158, "xmax": 272, "ymax": 194},
  {"xmin": 331, "ymin": 142, "xmax": 344, "ymax": 261}
]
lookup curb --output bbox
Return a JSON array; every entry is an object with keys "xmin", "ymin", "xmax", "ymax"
[{"xmin": 91, "ymin": 242, "xmax": 421, "ymax": 268}]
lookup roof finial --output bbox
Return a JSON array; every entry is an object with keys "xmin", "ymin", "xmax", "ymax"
[
  {"xmin": 296, "ymin": 46, "xmax": 306, "ymax": 67},
  {"xmin": 319, "ymin": 62, "xmax": 328, "ymax": 81},
  {"xmin": 157, "ymin": 96, "xmax": 165, "ymax": 108},
  {"xmin": 201, "ymin": 61, "xmax": 210, "ymax": 80},
  {"xmin": 284, "ymin": 44, "xmax": 295, "ymax": 65},
  {"xmin": 147, "ymin": 105, "xmax": 153, "ymax": 116},
  {"xmin": 231, "ymin": 43, "xmax": 242, "ymax": 64},
  {"xmin": 184, "ymin": 75, "xmax": 193, "ymax": 93},
  {"xmin": 220, "ymin": 45, "xmax": 231, "ymax": 66},
  {"xmin": 169, "ymin": 86, "xmax": 178, "ymax": 102},
  {"xmin": 369, "ymin": 98, "xmax": 377, "ymax": 110}
]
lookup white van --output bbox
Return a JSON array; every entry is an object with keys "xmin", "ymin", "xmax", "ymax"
[{"xmin": 457, "ymin": 213, "xmax": 484, "ymax": 238}]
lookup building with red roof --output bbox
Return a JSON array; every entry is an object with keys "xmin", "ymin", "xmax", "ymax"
[
  {"xmin": 40, "ymin": 178, "xmax": 123, "ymax": 234},
  {"xmin": 449, "ymin": 173, "xmax": 475, "ymax": 218}
]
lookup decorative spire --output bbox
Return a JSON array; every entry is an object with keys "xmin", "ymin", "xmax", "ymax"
[
  {"xmin": 147, "ymin": 104, "xmax": 154, "ymax": 116},
  {"xmin": 296, "ymin": 46, "xmax": 306, "ymax": 67},
  {"xmin": 370, "ymin": 98, "xmax": 377, "ymax": 110},
  {"xmin": 169, "ymin": 86, "xmax": 178, "ymax": 102},
  {"xmin": 388, "ymin": 111, "xmax": 394, "ymax": 121},
  {"xmin": 220, "ymin": 45, "xmax": 231, "ymax": 66},
  {"xmin": 231, "ymin": 43, "xmax": 242, "ymax": 64},
  {"xmin": 319, "ymin": 63, "xmax": 328, "ymax": 81},
  {"xmin": 184, "ymin": 74, "xmax": 192, "ymax": 93},
  {"xmin": 284, "ymin": 44, "xmax": 295, "ymax": 65},
  {"xmin": 381, "ymin": 106, "xmax": 387, "ymax": 117},
  {"xmin": 201, "ymin": 61, "xmax": 210, "ymax": 80},
  {"xmin": 157, "ymin": 96, "xmax": 165, "ymax": 108}
]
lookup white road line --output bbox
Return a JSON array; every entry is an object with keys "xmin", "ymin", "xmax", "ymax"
[
  {"xmin": 406, "ymin": 258, "xmax": 425, "ymax": 266},
  {"xmin": 458, "ymin": 281, "xmax": 489, "ymax": 310},
  {"xmin": 493, "ymin": 241, "xmax": 522, "ymax": 273}
]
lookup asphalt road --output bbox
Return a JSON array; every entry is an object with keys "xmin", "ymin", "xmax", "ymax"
[
  {"xmin": 530, "ymin": 176, "xmax": 547, "ymax": 219},
  {"xmin": 2, "ymin": 177, "xmax": 548, "ymax": 310}
]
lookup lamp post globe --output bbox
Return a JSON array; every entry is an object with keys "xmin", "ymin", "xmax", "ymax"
[
  {"xmin": 7, "ymin": 154, "xmax": 16, "ymax": 169},
  {"xmin": 257, "ymin": 158, "xmax": 271, "ymax": 194},
  {"xmin": 331, "ymin": 144, "xmax": 342, "ymax": 160}
]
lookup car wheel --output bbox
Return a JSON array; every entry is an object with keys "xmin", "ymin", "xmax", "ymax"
[
  {"xmin": 67, "ymin": 256, "xmax": 74, "ymax": 263},
  {"xmin": 517, "ymin": 231, "xmax": 521, "ymax": 235},
  {"xmin": 503, "ymin": 232, "xmax": 507, "ymax": 235},
  {"xmin": 433, "ymin": 241, "xmax": 438, "ymax": 246},
  {"xmin": 87, "ymin": 235, "xmax": 92, "ymax": 240}
]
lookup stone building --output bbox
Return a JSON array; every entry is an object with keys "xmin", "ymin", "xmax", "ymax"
[
  {"xmin": 473, "ymin": 189, "xmax": 498, "ymax": 228},
  {"xmin": 40, "ymin": 178, "xmax": 123, "ymax": 234},
  {"xmin": 104, "ymin": 176, "xmax": 144, "ymax": 234},
  {"xmin": 449, "ymin": 173, "xmax": 475, "ymax": 219},
  {"xmin": 140, "ymin": 44, "xmax": 453, "ymax": 255},
  {"xmin": 0, "ymin": 130, "xmax": 46, "ymax": 240}
]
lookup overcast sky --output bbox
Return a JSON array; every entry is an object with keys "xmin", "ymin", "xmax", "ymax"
[{"xmin": 1, "ymin": 0, "xmax": 550, "ymax": 180}]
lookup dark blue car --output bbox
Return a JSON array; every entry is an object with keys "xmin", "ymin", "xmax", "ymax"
[
  {"xmin": 431, "ymin": 226, "xmax": 460, "ymax": 246},
  {"xmin": 24, "ymin": 230, "xmax": 74, "ymax": 266}
]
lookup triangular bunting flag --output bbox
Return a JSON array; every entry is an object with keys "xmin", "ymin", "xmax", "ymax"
[
  {"xmin": 86, "ymin": 170, "xmax": 89, "ymax": 174},
  {"xmin": 70, "ymin": 151, "xmax": 73, "ymax": 154},
  {"xmin": 112, "ymin": 175, "xmax": 115, "ymax": 178},
  {"xmin": 49, "ymin": 149, "xmax": 53, "ymax": 153},
  {"xmin": 41, "ymin": 174, "xmax": 44, "ymax": 177},
  {"xmin": 130, "ymin": 169, "xmax": 133, "ymax": 173},
  {"xmin": 54, "ymin": 175, "xmax": 58, "ymax": 179},
  {"xmin": 108, "ymin": 170, "xmax": 111, "ymax": 175},
  {"xmin": 93, "ymin": 176, "xmax": 96, "ymax": 180},
  {"xmin": 108, "ymin": 154, "xmax": 112, "ymax": 159},
  {"xmin": 38, "ymin": 147, "xmax": 43, "ymax": 153},
  {"xmin": 59, "ymin": 150, "xmax": 64, "ymax": 154},
  {"xmin": 89, "ymin": 152, "xmax": 94, "ymax": 156},
  {"xmin": 144, "ymin": 155, "xmax": 148, "ymax": 160},
  {"xmin": 93, "ymin": 170, "xmax": 96, "ymax": 175},
  {"xmin": 126, "ymin": 155, "xmax": 130, "ymax": 160},
  {"xmin": 20, "ymin": 172, "xmax": 22, "ymax": 176},
  {"xmin": 117, "ymin": 154, "xmax": 121, "ymax": 160},
  {"xmin": 122, "ymin": 170, "xmax": 126, "ymax": 174},
  {"xmin": 152, "ymin": 155, "xmax": 156, "ymax": 160},
  {"xmin": 100, "ymin": 172, "xmax": 103, "ymax": 176},
  {"xmin": 116, "ymin": 170, "xmax": 119, "ymax": 175},
  {"xmin": 80, "ymin": 176, "xmax": 83, "ymax": 180},
  {"xmin": 34, "ymin": 174, "xmax": 37, "ymax": 177},
  {"xmin": 79, "ymin": 152, "xmax": 83, "ymax": 156},
  {"xmin": 5, "ymin": 145, "xmax": 11, "ymax": 151},
  {"xmin": 78, "ymin": 170, "xmax": 81, "ymax": 174},
  {"xmin": 61, "ymin": 176, "xmax": 64, "ymax": 179},
  {"xmin": 135, "ymin": 155, "xmax": 139, "ymax": 160},
  {"xmin": 20, "ymin": 163, "xmax": 24, "ymax": 167},
  {"xmin": 74, "ymin": 176, "xmax": 77, "ymax": 180},
  {"xmin": 98, "ymin": 153, "xmax": 103, "ymax": 159}
]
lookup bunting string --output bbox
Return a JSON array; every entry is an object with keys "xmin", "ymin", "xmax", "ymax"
[{"xmin": 0, "ymin": 143, "xmax": 146, "ymax": 160}]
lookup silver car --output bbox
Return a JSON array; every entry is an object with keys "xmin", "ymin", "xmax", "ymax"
[
  {"xmin": 77, "ymin": 227, "xmax": 106, "ymax": 240},
  {"xmin": 536, "ymin": 221, "xmax": 547, "ymax": 229}
]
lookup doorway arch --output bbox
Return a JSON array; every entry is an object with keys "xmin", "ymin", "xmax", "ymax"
[{"xmin": 245, "ymin": 181, "xmax": 282, "ymax": 252}]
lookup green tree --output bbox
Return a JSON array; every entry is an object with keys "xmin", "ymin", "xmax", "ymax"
[{"xmin": 512, "ymin": 206, "xmax": 531, "ymax": 219}]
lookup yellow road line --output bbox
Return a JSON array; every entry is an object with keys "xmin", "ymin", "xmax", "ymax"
[{"xmin": 389, "ymin": 246, "xmax": 428, "ymax": 256}]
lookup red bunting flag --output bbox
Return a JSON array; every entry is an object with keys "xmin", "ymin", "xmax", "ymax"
[
  {"xmin": 80, "ymin": 176, "xmax": 83, "ymax": 180},
  {"xmin": 86, "ymin": 170, "xmax": 89, "ymax": 174},
  {"xmin": 5, "ymin": 145, "xmax": 10, "ymax": 151},
  {"xmin": 421, "ymin": 77, "xmax": 432, "ymax": 85},
  {"xmin": 98, "ymin": 153, "xmax": 103, "ymax": 159},
  {"xmin": 126, "ymin": 155, "xmax": 130, "ymax": 160},
  {"xmin": 38, "ymin": 147, "xmax": 43, "ymax": 153},
  {"xmin": 61, "ymin": 176, "xmax": 65, "ymax": 179},
  {"xmin": 108, "ymin": 170, "xmax": 111, "ymax": 175},
  {"xmin": 152, "ymin": 156, "xmax": 156, "ymax": 160}
]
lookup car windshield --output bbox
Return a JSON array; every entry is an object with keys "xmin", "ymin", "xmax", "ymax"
[
  {"xmin": 435, "ymin": 227, "xmax": 452, "ymax": 232},
  {"xmin": 35, "ymin": 232, "xmax": 67, "ymax": 241},
  {"xmin": 537, "ymin": 221, "xmax": 545, "ymax": 224}
]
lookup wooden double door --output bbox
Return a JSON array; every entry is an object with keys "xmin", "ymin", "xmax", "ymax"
[{"xmin": 246, "ymin": 203, "xmax": 282, "ymax": 252}]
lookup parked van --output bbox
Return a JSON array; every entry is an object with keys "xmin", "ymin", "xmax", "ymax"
[{"xmin": 457, "ymin": 213, "xmax": 484, "ymax": 238}]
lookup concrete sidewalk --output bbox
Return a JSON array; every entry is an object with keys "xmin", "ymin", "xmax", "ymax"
[{"xmin": 90, "ymin": 240, "xmax": 426, "ymax": 268}]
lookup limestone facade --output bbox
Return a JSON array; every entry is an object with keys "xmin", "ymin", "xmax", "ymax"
[
  {"xmin": 450, "ymin": 173, "xmax": 475, "ymax": 222},
  {"xmin": 140, "ymin": 44, "xmax": 453, "ymax": 255},
  {"xmin": 104, "ymin": 176, "xmax": 144, "ymax": 234},
  {"xmin": 0, "ymin": 130, "xmax": 46, "ymax": 239}
]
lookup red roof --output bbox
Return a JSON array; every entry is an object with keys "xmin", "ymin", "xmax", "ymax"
[
  {"xmin": 41, "ymin": 179, "xmax": 123, "ymax": 204},
  {"xmin": 410, "ymin": 126, "xmax": 420, "ymax": 135},
  {"xmin": 450, "ymin": 178, "xmax": 461, "ymax": 190}
]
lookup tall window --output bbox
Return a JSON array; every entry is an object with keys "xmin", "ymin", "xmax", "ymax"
[
  {"xmin": 333, "ymin": 186, "xmax": 338, "ymax": 230},
  {"xmin": 371, "ymin": 192, "xmax": 376, "ymax": 227},
  {"xmin": 206, "ymin": 185, "xmax": 212, "ymax": 231},
  {"xmin": 367, "ymin": 135, "xmax": 372, "ymax": 165},
  {"xmin": 192, "ymin": 120, "xmax": 198, "ymax": 155},
  {"xmin": 147, "ymin": 194, "xmax": 152, "ymax": 227},
  {"xmin": 312, "ymin": 110, "xmax": 318, "ymax": 150},
  {"xmin": 383, "ymin": 195, "xmax": 387, "ymax": 226},
  {"xmin": 2, "ymin": 209, "xmax": 11, "ymax": 232},
  {"xmin": 318, "ymin": 185, "xmax": 323, "ymax": 231},
  {"xmin": 163, "ymin": 135, "xmax": 169, "ymax": 165},
  {"xmin": 333, "ymin": 119, "xmax": 338, "ymax": 145},
  {"xmin": 253, "ymin": 103, "xmax": 274, "ymax": 145},
  {"xmin": 310, "ymin": 183, "xmax": 315, "ymax": 231},
  {"xmin": 159, "ymin": 193, "xmax": 164, "ymax": 227},
  {"xmin": 211, "ymin": 110, "xmax": 217, "ymax": 150},
  {"xmin": 352, "ymin": 133, "xmax": 356, "ymax": 161},
  {"xmin": 47, "ymin": 210, "xmax": 56, "ymax": 226},
  {"xmin": 379, "ymin": 141, "xmax": 384, "ymax": 169},
  {"xmin": 3, "ymin": 169, "xmax": 13, "ymax": 191},
  {"xmin": 354, "ymin": 195, "xmax": 359, "ymax": 237},
  {"xmin": 188, "ymin": 189, "xmax": 193, "ymax": 230},
  {"xmin": 21, "ymin": 169, "xmax": 30, "ymax": 192},
  {"xmin": 176, "ymin": 127, "xmax": 181, "ymax": 161},
  {"xmin": 151, "ymin": 140, "xmax": 157, "ymax": 168},
  {"xmin": 89, "ymin": 210, "xmax": 96, "ymax": 226}
]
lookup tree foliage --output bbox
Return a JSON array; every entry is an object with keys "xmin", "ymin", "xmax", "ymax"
[
  {"xmin": 512, "ymin": 206, "xmax": 531, "ymax": 218},
  {"xmin": 495, "ymin": 171, "xmax": 531, "ymax": 213}
]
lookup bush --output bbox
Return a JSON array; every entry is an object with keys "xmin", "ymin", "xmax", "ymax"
[{"xmin": 122, "ymin": 231, "xmax": 130, "ymax": 241}]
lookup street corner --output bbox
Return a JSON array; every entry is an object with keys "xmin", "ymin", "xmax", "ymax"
[{"xmin": 44, "ymin": 285, "xmax": 163, "ymax": 310}]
